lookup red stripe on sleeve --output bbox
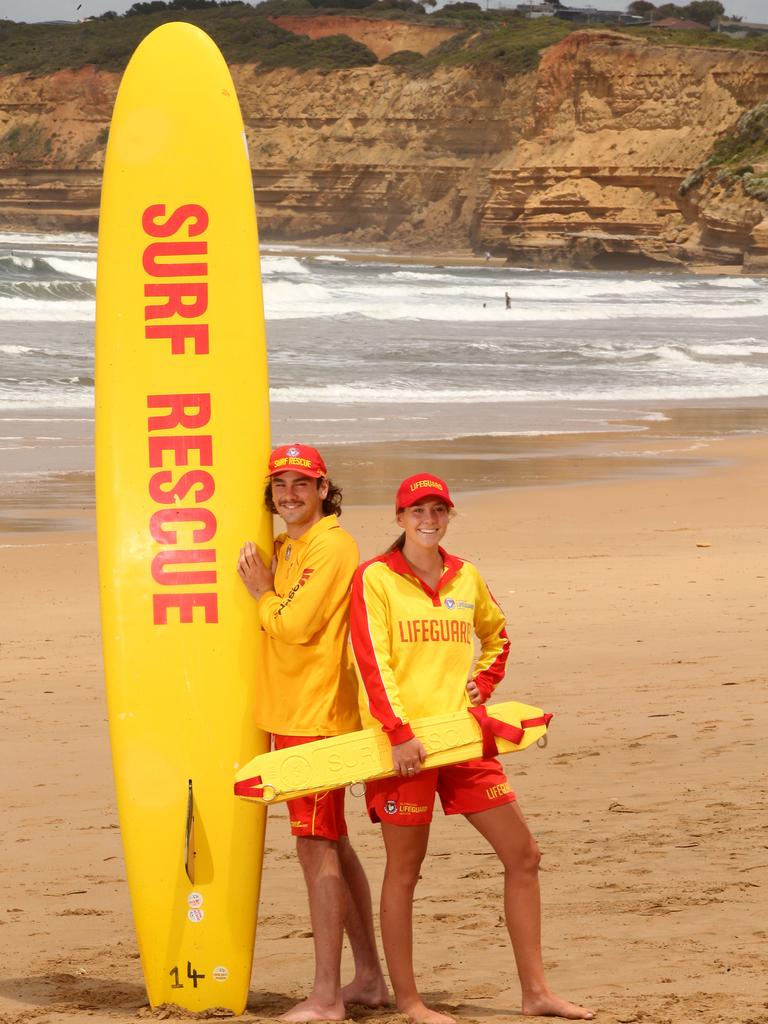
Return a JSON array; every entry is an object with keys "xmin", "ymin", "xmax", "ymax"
[{"xmin": 350, "ymin": 562, "xmax": 414, "ymax": 745}]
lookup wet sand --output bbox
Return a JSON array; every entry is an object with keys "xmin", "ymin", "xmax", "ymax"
[
  {"xmin": 3, "ymin": 401, "xmax": 768, "ymax": 527},
  {"xmin": 0, "ymin": 432, "xmax": 767, "ymax": 1023}
]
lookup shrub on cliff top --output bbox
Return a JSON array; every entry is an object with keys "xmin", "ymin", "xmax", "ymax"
[
  {"xmin": 255, "ymin": 32, "xmax": 378, "ymax": 68},
  {"xmin": 680, "ymin": 102, "xmax": 768, "ymax": 202},
  {"xmin": 0, "ymin": 6, "xmax": 377, "ymax": 73},
  {"xmin": 384, "ymin": 16, "xmax": 570, "ymax": 75}
]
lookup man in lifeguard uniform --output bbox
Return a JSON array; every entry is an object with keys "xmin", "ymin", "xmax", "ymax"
[{"xmin": 237, "ymin": 443, "xmax": 387, "ymax": 1022}]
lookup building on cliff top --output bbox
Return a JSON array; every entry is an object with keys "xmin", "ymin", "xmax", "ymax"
[
  {"xmin": 715, "ymin": 19, "xmax": 768, "ymax": 37},
  {"xmin": 549, "ymin": 6, "xmax": 643, "ymax": 24},
  {"xmin": 651, "ymin": 16, "xmax": 709, "ymax": 30},
  {"xmin": 516, "ymin": 2, "xmax": 560, "ymax": 16}
]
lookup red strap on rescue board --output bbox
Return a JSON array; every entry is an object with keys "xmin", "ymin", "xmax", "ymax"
[
  {"xmin": 468, "ymin": 706, "xmax": 553, "ymax": 759},
  {"xmin": 234, "ymin": 775, "xmax": 264, "ymax": 799}
]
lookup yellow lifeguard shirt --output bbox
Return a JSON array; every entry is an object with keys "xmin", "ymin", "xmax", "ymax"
[
  {"xmin": 350, "ymin": 547, "xmax": 510, "ymax": 745},
  {"xmin": 255, "ymin": 515, "xmax": 361, "ymax": 736}
]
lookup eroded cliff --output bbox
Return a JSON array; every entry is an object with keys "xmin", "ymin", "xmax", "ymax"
[{"xmin": 0, "ymin": 27, "xmax": 766, "ymax": 271}]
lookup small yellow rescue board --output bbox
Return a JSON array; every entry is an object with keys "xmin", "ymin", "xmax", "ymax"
[{"xmin": 234, "ymin": 701, "xmax": 552, "ymax": 804}]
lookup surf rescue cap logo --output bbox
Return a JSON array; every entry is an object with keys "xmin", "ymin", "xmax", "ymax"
[{"xmin": 268, "ymin": 443, "xmax": 327, "ymax": 479}]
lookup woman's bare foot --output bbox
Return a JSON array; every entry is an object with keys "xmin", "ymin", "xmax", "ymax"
[
  {"xmin": 398, "ymin": 998, "xmax": 456, "ymax": 1024},
  {"xmin": 278, "ymin": 995, "xmax": 346, "ymax": 1022},
  {"xmin": 341, "ymin": 974, "xmax": 390, "ymax": 1007},
  {"xmin": 522, "ymin": 990, "xmax": 595, "ymax": 1020}
]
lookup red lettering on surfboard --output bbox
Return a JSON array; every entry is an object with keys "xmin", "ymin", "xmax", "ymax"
[
  {"xmin": 147, "ymin": 393, "xmax": 210, "ymax": 431},
  {"xmin": 148, "ymin": 469, "xmax": 215, "ymax": 504},
  {"xmin": 153, "ymin": 593, "xmax": 218, "ymax": 625},
  {"xmin": 142, "ymin": 203, "xmax": 209, "ymax": 238},
  {"xmin": 143, "ymin": 204, "xmax": 210, "ymax": 355},
  {"xmin": 145, "ymin": 324, "xmax": 209, "ymax": 355},
  {"xmin": 150, "ymin": 508, "xmax": 217, "ymax": 545},
  {"xmin": 147, "ymin": 392, "xmax": 218, "ymax": 626}
]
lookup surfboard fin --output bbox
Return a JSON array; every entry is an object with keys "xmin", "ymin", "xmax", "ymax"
[{"xmin": 184, "ymin": 779, "xmax": 195, "ymax": 883}]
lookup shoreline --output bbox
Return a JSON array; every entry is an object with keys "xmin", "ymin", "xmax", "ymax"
[
  {"xmin": 1, "ymin": 228, "xmax": 763, "ymax": 276},
  {"xmin": 1, "ymin": 431, "xmax": 766, "ymax": 1023},
  {"xmin": 2, "ymin": 401, "xmax": 768, "ymax": 532}
]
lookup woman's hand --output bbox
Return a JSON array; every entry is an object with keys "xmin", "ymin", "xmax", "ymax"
[
  {"xmin": 391, "ymin": 737, "xmax": 427, "ymax": 778},
  {"xmin": 466, "ymin": 679, "xmax": 485, "ymax": 706},
  {"xmin": 237, "ymin": 541, "xmax": 275, "ymax": 600}
]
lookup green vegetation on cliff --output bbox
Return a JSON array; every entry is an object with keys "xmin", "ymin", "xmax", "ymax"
[
  {"xmin": 680, "ymin": 102, "xmax": 768, "ymax": 202},
  {"xmin": 0, "ymin": 0, "xmax": 766, "ymax": 77},
  {"xmin": 383, "ymin": 17, "xmax": 571, "ymax": 75},
  {"xmin": 0, "ymin": 3, "xmax": 377, "ymax": 74}
]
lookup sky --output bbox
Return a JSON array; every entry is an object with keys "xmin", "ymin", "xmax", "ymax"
[{"xmin": 0, "ymin": 0, "xmax": 765, "ymax": 23}]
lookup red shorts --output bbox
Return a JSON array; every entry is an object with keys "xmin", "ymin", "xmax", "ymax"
[
  {"xmin": 273, "ymin": 734, "xmax": 348, "ymax": 841},
  {"xmin": 365, "ymin": 756, "xmax": 515, "ymax": 826}
]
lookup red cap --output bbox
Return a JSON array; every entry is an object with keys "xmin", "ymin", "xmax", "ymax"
[
  {"xmin": 268, "ymin": 443, "xmax": 327, "ymax": 479},
  {"xmin": 396, "ymin": 473, "xmax": 454, "ymax": 511}
]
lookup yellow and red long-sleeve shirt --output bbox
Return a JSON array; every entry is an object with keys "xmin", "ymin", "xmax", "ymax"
[
  {"xmin": 350, "ymin": 547, "xmax": 510, "ymax": 745},
  {"xmin": 255, "ymin": 514, "xmax": 361, "ymax": 737}
]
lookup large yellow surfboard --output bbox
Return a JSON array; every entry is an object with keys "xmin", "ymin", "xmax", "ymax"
[{"xmin": 96, "ymin": 23, "xmax": 270, "ymax": 1013}]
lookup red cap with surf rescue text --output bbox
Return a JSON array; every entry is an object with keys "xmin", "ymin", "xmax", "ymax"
[
  {"xmin": 268, "ymin": 444, "xmax": 327, "ymax": 479},
  {"xmin": 396, "ymin": 473, "xmax": 454, "ymax": 511}
]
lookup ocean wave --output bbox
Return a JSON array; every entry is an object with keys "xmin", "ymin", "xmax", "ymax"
[
  {"xmin": 45, "ymin": 255, "xmax": 97, "ymax": 281},
  {"xmin": 0, "ymin": 230, "xmax": 96, "ymax": 245},
  {"xmin": 270, "ymin": 379, "xmax": 768, "ymax": 403},
  {"xmin": 261, "ymin": 255, "xmax": 311, "ymax": 276},
  {"xmin": 0, "ymin": 344, "xmax": 36, "ymax": 355},
  {"xmin": 688, "ymin": 338, "xmax": 768, "ymax": 356},
  {"xmin": 0, "ymin": 296, "xmax": 95, "ymax": 321}
]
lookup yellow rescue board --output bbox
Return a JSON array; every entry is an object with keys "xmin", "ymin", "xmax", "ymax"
[
  {"xmin": 235, "ymin": 701, "xmax": 552, "ymax": 804},
  {"xmin": 96, "ymin": 23, "xmax": 271, "ymax": 1014}
]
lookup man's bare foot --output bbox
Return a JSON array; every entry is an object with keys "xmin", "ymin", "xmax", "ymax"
[
  {"xmin": 522, "ymin": 991, "xmax": 595, "ymax": 1020},
  {"xmin": 398, "ymin": 998, "xmax": 456, "ymax": 1024},
  {"xmin": 278, "ymin": 995, "xmax": 346, "ymax": 1022},
  {"xmin": 341, "ymin": 974, "xmax": 390, "ymax": 1008}
]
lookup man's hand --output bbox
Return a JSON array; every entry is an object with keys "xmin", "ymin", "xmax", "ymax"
[
  {"xmin": 466, "ymin": 679, "xmax": 485, "ymax": 706},
  {"xmin": 391, "ymin": 736, "xmax": 427, "ymax": 778},
  {"xmin": 237, "ymin": 541, "xmax": 275, "ymax": 601}
]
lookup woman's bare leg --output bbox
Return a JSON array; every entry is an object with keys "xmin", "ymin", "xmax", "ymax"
[
  {"xmin": 379, "ymin": 822, "xmax": 455, "ymax": 1024},
  {"xmin": 466, "ymin": 802, "xmax": 594, "ymax": 1020}
]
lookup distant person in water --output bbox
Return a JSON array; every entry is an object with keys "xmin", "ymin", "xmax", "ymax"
[{"xmin": 505, "ymin": 291, "xmax": 512, "ymax": 310}]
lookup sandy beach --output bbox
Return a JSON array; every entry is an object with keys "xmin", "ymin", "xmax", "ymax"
[{"xmin": 1, "ymin": 429, "xmax": 766, "ymax": 1024}]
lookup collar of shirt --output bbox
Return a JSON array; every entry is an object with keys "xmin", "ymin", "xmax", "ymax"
[
  {"xmin": 384, "ymin": 546, "xmax": 464, "ymax": 600},
  {"xmin": 275, "ymin": 514, "xmax": 340, "ymax": 551}
]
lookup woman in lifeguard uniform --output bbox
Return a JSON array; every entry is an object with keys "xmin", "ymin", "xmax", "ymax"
[{"xmin": 350, "ymin": 473, "xmax": 594, "ymax": 1024}]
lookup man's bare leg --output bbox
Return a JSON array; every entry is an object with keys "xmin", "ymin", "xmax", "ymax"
[
  {"xmin": 337, "ymin": 837, "xmax": 389, "ymax": 1007},
  {"xmin": 379, "ymin": 822, "xmax": 455, "ymax": 1024},
  {"xmin": 466, "ymin": 803, "xmax": 595, "ymax": 1021},
  {"xmin": 279, "ymin": 837, "xmax": 346, "ymax": 1023}
]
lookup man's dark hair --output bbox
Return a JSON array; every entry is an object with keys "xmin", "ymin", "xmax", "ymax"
[{"xmin": 264, "ymin": 477, "xmax": 343, "ymax": 518}]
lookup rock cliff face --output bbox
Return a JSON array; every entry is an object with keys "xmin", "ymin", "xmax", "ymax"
[
  {"xmin": 267, "ymin": 15, "xmax": 461, "ymax": 59},
  {"xmin": 0, "ymin": 28, "xmax": 766, "ymax": 271}
]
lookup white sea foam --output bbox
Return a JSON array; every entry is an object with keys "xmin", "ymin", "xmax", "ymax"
[
  {"xmin": 0, "ymin": 344, "xmax": 36, "ymax": 355},
  {"xmin": 0, "ymin": 231, "xmax": 96, "ymax": 245},
  {"xmin": 45, "ymin": 256, "xmax": 97, "ymax": 280},
  {"xmin": 261, "ymin": 255, "xmax": 311, "ymax": 276},
  {"xmin": 270, "ymin": 379, "xmax": 768, "ymax": 404},
  {"xmin": 0, "ymin": 297, "xmax": 94, "ymax": 322}
]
